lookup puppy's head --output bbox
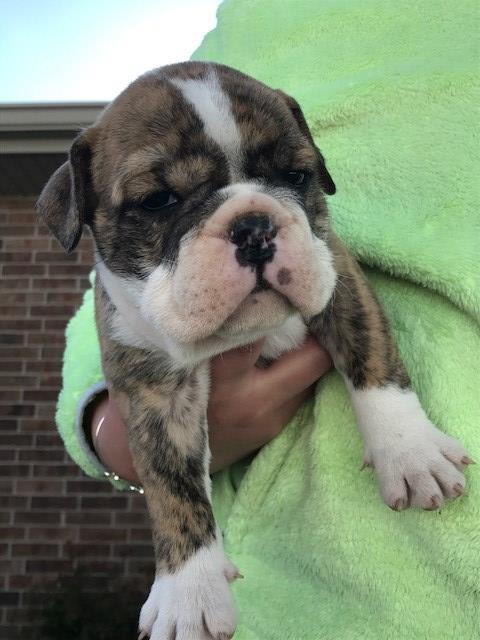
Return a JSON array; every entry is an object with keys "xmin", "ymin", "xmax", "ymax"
[{"xmin": 38, "ymin": 62, "xmax": 336, "ymax": 358}]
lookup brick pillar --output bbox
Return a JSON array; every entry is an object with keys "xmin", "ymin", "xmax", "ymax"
[{"xmin": 0, "ymin": 197, "xmax": 153, "ymax": 639}]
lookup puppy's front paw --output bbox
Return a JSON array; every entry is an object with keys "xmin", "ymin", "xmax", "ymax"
[
  {"xmin": 352, "ymin": 386, "xmax": 473, "ymax": 511},
  {"xmin": 139, "ymin": 543, "xmax": 239, "ymax": 640},
  {"xmin": 364, "ymin": 424, "xmax": 472, "ymax": 511}
]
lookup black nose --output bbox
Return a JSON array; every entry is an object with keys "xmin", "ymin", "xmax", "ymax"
[{"xmin": 229, "ymin": 214, "xmax": 277, "ymax": 267}]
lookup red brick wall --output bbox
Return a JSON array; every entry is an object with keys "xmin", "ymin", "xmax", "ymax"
[{"xmin": 0, "ymin": 197, "xmax": 153, "ymax": 638}]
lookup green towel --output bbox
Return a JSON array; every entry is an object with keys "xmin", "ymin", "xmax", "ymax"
[{"xmin": 57, "ymin": 1, "xmax": 480, "ymax": 637}]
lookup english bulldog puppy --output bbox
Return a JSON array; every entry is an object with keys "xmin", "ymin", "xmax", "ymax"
[{"xmin": 37, "ymin": 61, "xmax": 472, "ymax": 640}]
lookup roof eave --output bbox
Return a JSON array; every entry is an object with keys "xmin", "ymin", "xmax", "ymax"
[{"xmin": 0, "ymin": 103, "xmax": 107, "ymax": 153}]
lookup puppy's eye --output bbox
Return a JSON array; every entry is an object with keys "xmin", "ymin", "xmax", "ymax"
[
  {"xmin": 286, "ymin": 171, "xmax": 306, "ymax": 186},
  {"xmin": 140, "ymin": 191, "xmax": 178, "ymax": 211}
]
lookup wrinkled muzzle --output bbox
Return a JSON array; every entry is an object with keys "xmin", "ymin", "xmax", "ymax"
[{"xmin": 140, "ymin": 188, "xmax": 336, "ymax": 344}]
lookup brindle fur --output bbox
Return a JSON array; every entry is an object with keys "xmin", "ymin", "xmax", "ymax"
[
  {"xmin": 88, "ymin": 63, "xmax": 334, "ymax": 278},
  {"xmin": 38, "ymin": 61, "xmax": 414, "ymax": 580},
  {"xmin": 95, "ymin": 283, "xmax": 215, "ymax": 572},
  {"xmin": 310, "ymin": 234, "xmax": 410, "ymax": 389}
]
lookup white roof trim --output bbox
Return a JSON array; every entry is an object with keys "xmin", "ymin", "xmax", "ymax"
[
  {"xmin": 0, "ymin": 103, "xmax": 106, "ymax": 132},
  {"xmin": 0, "ymin": 138, "xmax": 79, "ymax": 153},
  {"xmin": 0, "ymin": 103, "xmax": 107, "ymax": 154}
]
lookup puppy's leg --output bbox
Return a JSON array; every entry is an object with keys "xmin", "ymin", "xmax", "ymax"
[
  {"xmin": 103, "ymin": 341, "xmax": 238, "ymax": 640},
  {"xmin": 310, "ymin": 235, "xmax": 472, "ymax": 511}
]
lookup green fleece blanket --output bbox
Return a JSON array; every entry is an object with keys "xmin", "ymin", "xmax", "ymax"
[{"xmin": 57, "ymin": 1, "xmax": 480, "ymax": 638}]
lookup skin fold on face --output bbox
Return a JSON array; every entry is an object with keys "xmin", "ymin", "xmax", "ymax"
[{"xmin": 87, "ymin": 63, "xmax": 337, "ymax": 360}]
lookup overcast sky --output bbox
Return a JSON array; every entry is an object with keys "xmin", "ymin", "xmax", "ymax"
[{"xmin": 0, "ymin": 0, "xmax": 220, "ymax": 103}]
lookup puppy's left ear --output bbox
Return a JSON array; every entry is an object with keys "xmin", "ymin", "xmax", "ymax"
[
  {"xmin": 276, "ymin": 90, "xmax": 336, "ymax": 195},
  {"xmin": 36, "ymin": 129, "xmax": 97, "ymax": 252}
]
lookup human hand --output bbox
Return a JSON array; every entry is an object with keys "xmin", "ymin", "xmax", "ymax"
[
  {"xmin": 89, "ymin": 337, "xmax": 332, "ymax": 482},
  {"xmin": 207, "ymin": 336, "xmax": 332, "ymax": 472}
]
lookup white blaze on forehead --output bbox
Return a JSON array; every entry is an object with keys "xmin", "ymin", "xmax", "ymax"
[{"xmin": 171, "ymin": 70, "xmax": 243, "ymax": 178}]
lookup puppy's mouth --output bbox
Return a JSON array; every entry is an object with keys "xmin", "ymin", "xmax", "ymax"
[
  {"xmin": 219, "ymin": 253, "xmax": 291, "ymax": 336},
  {"xmin": 215, "ymin": 285, "xmax": 292, "ymax": 339},
  {"xmin": 140, "ymin": 190, "xmax": 334, "ymax": 346},
  {"xmin": 252, "ymin": 268, "xmax": 272, "ymax": 294},
  {"xmin": 214, "ymin": 217, "xmax": 284, "ymax": 336}
]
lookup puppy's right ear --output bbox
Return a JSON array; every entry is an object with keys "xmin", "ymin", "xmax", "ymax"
[{"xmin": 37, "ymin": 131, "xmax": 97, "ymax": 252}]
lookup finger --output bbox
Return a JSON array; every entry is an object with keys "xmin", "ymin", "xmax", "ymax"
[
  {"xmin": 252, "ymin": 336, "xmax": 332, "ymax": 409},
  {"xmin": 211, "ymin": 339, "xmax": 265, "ymax": 381},
  {"xmin": 263, "ymin": 386, "xmax": 315, "ymax": 439}
]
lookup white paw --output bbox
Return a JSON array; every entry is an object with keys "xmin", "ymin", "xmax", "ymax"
[
  {"xmin": 139, "ymin": 541, "xmax": 239, "ymax": 640},
  {"xmin": 350, "ymin": 385, "xmax": 473, "ymax": 511},
  {"xmin": 365, "ymin": 423, "xmax": 472, "ymax": 511}
]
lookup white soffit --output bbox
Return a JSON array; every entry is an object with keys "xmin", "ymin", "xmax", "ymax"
[{"xmin": 0, "ymin": 103, "xmax": 106, "ymax": 153}]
